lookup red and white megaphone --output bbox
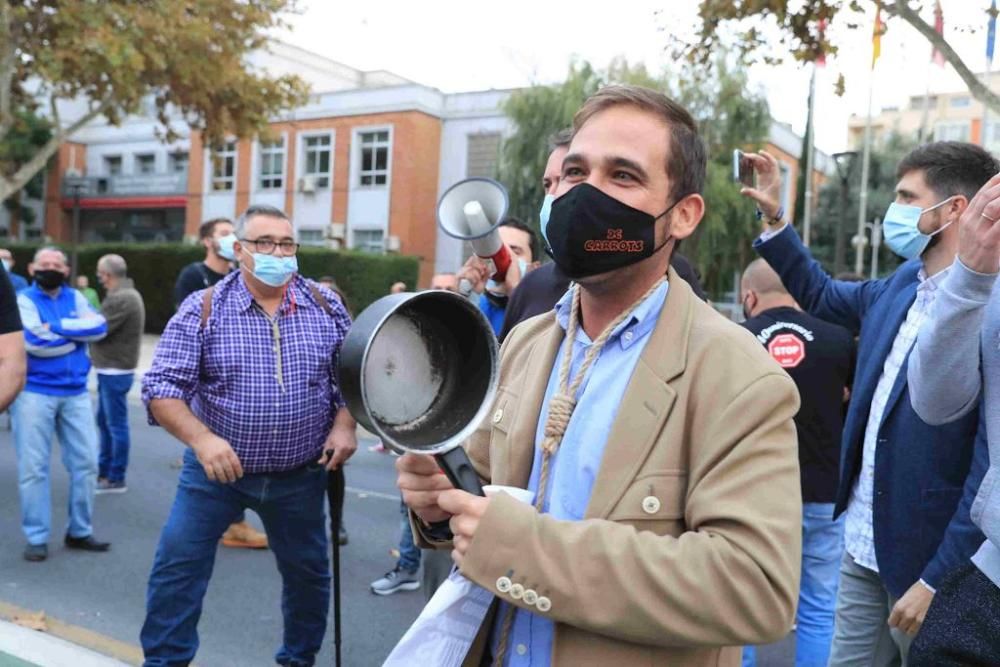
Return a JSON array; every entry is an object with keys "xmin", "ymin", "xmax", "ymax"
[{"xmin": 437, "ymin": 178, "xmax": 512, "ymax": 282}]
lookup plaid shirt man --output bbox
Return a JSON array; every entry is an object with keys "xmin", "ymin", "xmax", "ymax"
[{"xmin": 142, "ymin": 271, "xmax": 352, "ymax": 473}]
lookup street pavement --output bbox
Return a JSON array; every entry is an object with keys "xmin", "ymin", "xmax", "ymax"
[{"xmin": 0, "ymin": 337, "xmax": 795, "ymax": 666}]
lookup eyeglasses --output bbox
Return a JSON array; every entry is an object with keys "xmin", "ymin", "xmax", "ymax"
[{"xmin": 241, "ymin": 238, "xmax": 299, "ymax": 256}]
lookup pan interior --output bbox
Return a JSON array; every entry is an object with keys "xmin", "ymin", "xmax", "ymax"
[{"xmin": 362, "ymin": 295, "xmax": 493, "ymax": 451}]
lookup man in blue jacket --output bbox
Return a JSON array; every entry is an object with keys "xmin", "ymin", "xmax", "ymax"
[
  {"xmin": 742, "ymin": 142, "xmax": 994, "ymax": 665},
  {"xmin": 13, "ymin": 247, "xmax": 109, "ymax": 562}
]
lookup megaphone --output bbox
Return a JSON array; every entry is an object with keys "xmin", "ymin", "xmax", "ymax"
[{"xmin": 437, "ymin": 178, "xmax": 512, "ymax": 282}]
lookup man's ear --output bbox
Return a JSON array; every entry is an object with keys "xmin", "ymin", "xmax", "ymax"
[
  {"xmin": 948, "ymin": 195, "xmax": 969, "ymax": 221},
  {"xmin": 27, "ymin": 262, "xmax": 34, "ymax": 277},
  {"xmin": 668, "ymin": 194, "xmax": 706, "ymax": 241}
]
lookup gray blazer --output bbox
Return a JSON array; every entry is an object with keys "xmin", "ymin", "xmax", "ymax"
[{"xmin": 908, "ymin": 258, "xmax": 1000, "ymax": 589}]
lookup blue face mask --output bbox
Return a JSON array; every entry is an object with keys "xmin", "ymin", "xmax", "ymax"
[
  {"xmin": 882, "ymin": 197, "xmax": 955, "ymax": 260},
  {"xmin": 251, "ymin": 253, "xmax": 298, "ymax": 287},
  {"xmin": 217, "ymin": 234, "xmax": 236, "ymax": 261},
  {"xmin": 539, "ymin": 194, "xmax": 555, "ymax": 248}
]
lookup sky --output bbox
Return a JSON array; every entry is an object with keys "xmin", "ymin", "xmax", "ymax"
[{"xmin": 279, "ymin": 1, "xmax": 999, "ymax": 155}]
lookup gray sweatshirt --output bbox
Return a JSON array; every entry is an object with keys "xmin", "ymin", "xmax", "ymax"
[
  {"xmin": 908, "ymin": 258, "xmax": 1000, "ymax": 589},
  {"xmin": 91, "ymin": 278, "xmax": 145, "ymax": 371}
]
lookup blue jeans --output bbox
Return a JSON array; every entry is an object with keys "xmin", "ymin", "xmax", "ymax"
[
  {"xmin": 97, "ymin": 373, "xmax": 134, "ymax": 483},
  {"xmin": 11, "ymin": 389, "xmax": 98, "ymax": 545},
  {"xmin": 398, "ymin": 499, "xmax": 421, "ymax": 573},
  {"xmin": 743, "ymin": 502, "xmax": 845, "ymax": 667},
  {"xmin": 141, "ymin": 451, "xmax": 330, "ymax": 667}
]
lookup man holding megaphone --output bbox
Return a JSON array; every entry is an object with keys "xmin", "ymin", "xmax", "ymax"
[{"xmin": 397, "ymin": 84, "xmax": 803, "ymax": 666}]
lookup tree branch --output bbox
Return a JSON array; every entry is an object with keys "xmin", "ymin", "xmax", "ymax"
[
  {"xmin": 0, "ymin": 97, "xmax": 110, "ymax": 202},
  {"xmin": 0, "ymin": 2, "xmax": 17, "ymax": 141},
  {"xmin": 888, "ymin": 0, "xmax": 1000, "ymax": 115}
]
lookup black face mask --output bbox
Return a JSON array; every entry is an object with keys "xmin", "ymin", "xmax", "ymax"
[
  {"xmin": 34, "ymin": 270, "xmax": 66, "ymax": 291},
  {"xmin": 546, "ymin": 183, "xmax": 677, "ymax": 280}
]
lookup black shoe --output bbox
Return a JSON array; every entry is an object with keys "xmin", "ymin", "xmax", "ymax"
[
  {"xmin": 23, "ymin": 544, "xmax": 47, "ymax": 562},
  {"xmin": 64, "ymin": 535, "xmax": 110, "ymax": 552},
  {"xmin": 338, "ymin": 526, "xmax": 349, "ymax": 546}
]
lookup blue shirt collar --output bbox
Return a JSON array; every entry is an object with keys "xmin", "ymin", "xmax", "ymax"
[{"xmin": 553, "ymin": 279, "xmax": 669, "ymax": 351}]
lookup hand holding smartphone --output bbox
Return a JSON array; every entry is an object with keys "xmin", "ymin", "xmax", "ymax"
[{"xmin": 733, "ymin": 149, "xmax": 755, "ymax": 187}]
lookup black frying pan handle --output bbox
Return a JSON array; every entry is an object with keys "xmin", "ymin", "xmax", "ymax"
[{"xmin": 435, "ymin": 448, "xmax": 485, "ymax": 496}]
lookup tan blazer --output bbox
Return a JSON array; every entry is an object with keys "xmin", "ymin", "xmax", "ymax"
[{"xmin": 414, "ymin": 268, "xmax": 802, "ymax": 667}]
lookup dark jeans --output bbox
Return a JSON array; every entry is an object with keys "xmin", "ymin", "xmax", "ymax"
[
  {"xmin": 141, "ymin": 451, "xmax": 330, "ymax": 667},
  {"xmin": 398, "ymin": 499, "xmax": 421, "ymax": 573},
  {"xmin": 96, "ymin": 373, "xmax": 134, "ymax": 483},
  {"xmin": 910, "ymin": 562, "xmax": 1000, "ymax": 666}
]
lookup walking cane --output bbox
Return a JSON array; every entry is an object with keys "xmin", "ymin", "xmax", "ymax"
[{"xmin": 326, "ymin": 456, "xmax": 343, "ymax": 667}]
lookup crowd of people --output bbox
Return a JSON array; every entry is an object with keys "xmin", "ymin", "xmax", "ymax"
[{"xmin": 0, "ymin": 80, "xmax": 997, "ymax": 666}]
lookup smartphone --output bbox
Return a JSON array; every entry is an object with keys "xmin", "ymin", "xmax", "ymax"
[{"xmin": 733, "ymin": 149, "xmax": 754, "ymax": 187}]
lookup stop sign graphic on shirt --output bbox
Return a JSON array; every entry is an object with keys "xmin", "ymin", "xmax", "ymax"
[{"xmin": 767, "ymin": 333, "xmax": 806, "ymax": 368}]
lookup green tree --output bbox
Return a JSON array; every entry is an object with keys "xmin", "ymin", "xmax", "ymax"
[
  {"xmin": 1, "ymin": 108, "xmax": 51, "ymax": 226},
  {"xmin": 684, "ymin": 1, "xmax": 1000, "ymax": 114},
  {"xmin": 0, "ymin": 0, "xmax": 311, "ymax": 202},
  {"xmin": 811, "ymin": 132, "xmax": 918, "ymax": 276}
]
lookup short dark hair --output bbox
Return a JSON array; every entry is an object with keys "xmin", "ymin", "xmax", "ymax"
[
  {"xmin": 198, "ymin": 217, "xmax": 232, "ymax": 241},
  {"xmin": 896, "ymin": 141, "xmax": 1000, "ymax": 202},
  {"xmin": 500, "ymin": 217, "xmax": 539, "ymax": 263},
  {"xmin": 548, "ymin": 128, "xmax": 573, "ymax": 152},
  {"xmin": 573, "ymin": 84, "xmax": 707, "ymax": 202}
]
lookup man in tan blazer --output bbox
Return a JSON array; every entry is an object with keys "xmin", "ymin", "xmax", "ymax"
[{"xmin": 397, "ymin": 84, "xmax": 802, "ymax": 667}]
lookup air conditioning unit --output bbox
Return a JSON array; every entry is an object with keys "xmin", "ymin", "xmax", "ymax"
[
  {"xmin": 298, "ymin": 175, "xmax": 317, "ymax": 193},
  {"xmin": 386, "ymin": 235, "xmax": 401, "ymax": 253},
  {"xmin": 65, "ymin": 168, "xmax": 82, "ymax": 178},
  {"xmin": 328, "ymin": 223, "xmax": 346, "ymax": 240}
]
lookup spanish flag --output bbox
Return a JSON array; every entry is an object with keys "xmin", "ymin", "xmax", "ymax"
[{"xmin": 873, "ymin": 1, "xmax": 886, "ymax": 68}]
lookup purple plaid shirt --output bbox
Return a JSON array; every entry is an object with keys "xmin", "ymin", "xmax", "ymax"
[{"xmin": 142, "ymin": 272, "xmax": 352, "ymax": 473}]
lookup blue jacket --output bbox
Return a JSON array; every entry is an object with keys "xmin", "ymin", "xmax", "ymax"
[
  {"xmin": 755, "ymin": 225, "xmax": 988, "ymax": 597},
  {"xmin": 18, "ymin": 283, "xmax": 107, "ymax": 396}
]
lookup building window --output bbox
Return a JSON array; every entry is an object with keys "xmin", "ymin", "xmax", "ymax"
[
  {"xmin": 303, "ymin": 135, "xmax": 331, "ymax": 188},
  {"xmin": 358, "ymin": 130, "xmax": 390, "ymax": 186},
  {"xmin": 104, "ymin": 155, "xmax": 122, "ymax": 176},
  {"xmin": 353, "ymin": 229, "xmax": 384, "ymax": 253},
  {"xmin": 299, "ymin": 229, "xmax": 325, "ymax": 246},
  {"xmin": 466, "ymin": 133, "xmax": 501, "ymax": 178},
  {"xmin": 259, "ymin": 138, "xmax": 285, "ymax": 190},
  {"xmin": 211, "ymin": 141, "xmax": 236, "ymax": 192},
  {"xmin": 136, "ymin": 154, "xmax": 156, "ymax": 174},
  {"xmin": 950, "ymin": 96, "xmax": 971, "ymax": 108},
  {"xmin": 934, "ymin": 122, "xmax": 970, "ymax": 142},
  {"xmin": 169, "ymin": 152, "xmax": 189, "ymax": 173}
]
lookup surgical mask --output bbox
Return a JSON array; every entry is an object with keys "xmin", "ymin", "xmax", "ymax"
[
  {"xmin": 539, "ymin": 194, "xmax": 555, "ymax": 248},
  {"xmin": 486, "ymin": 259, "xmax": 529, "ymax": 294},
  {"xmin": 546, "ymin": 183, "xmax": 676, "ymax": 280},
  {"xmin": 1, "ymin": 260, "xmax": 11, "ymax": 272},
  {"xmin": 217, "ymin": 234, "xmax": 236, "ymax": 261},
  {"xmin": 34, "ymin": 269, "xmax": 66, "ymax": 291},
  {"xmin": 883, "ymin": 197, "xmax": 955, "ymax": 260},
  {"xmin": 251, "ymin": 253, "xmax": 297, "ymax": 287}
]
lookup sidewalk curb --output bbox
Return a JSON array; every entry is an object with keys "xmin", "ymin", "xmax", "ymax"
[{"xmin": 0, "ymin": 601, "xmax": 141, "ymax": 666}]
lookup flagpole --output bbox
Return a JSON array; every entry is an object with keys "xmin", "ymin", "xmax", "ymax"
[
  {"xmin": 856, "ymin": 68, "xmax": 876, "ymax": 276},
  {"xmin": 803, "ymin": 65, "xmax": 817, "ymax": 247},
  {"xmin": 985, "ymin": 58, "xmax": 992, "ymax": 149}
]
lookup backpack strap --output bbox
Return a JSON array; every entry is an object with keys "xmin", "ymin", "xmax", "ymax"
[
  {"xmin": 200, "ymin": 286, "xmax": 214, "ymax": 329},
  {"xmin": 308, "ymin": 282, "xmax": 334, "ymax": 317}
]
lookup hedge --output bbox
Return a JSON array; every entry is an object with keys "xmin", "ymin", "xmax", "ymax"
[{"xmin": 5, "ymin": 244, "xmax": 419, "ymax": 333}]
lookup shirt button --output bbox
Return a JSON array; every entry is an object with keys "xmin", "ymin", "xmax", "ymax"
[
  {"xmin": 272, "ymin": 429, "xmax": 278, "ymax": 435},
  {"xmin": 536, "ymin": 596, "xmax": 552, "ymax": 612},
  {"xmin": 624, "ymin": 330, "xmax": 634, "ymax": 342},
  {"xmin": 493, "ymin": 408, "xmax": 503, "ymax": 424},
  {"xmin": 522, "ymin": 589, "xmax": 538, "ymax": 605},
  {"xmin": 516, "ymin": 644, "xmax": 527, "ymax": 656},
  {"xmin": 496, "ymin": 576, "xmax": 512, "ymax": 594},
  {"xmin": 642, "ymin": 496, "xmax": 661, "ymax": 514},
  {"xmin": 509, "ymin": 583, "xmax": 524, "ymax": 600}
]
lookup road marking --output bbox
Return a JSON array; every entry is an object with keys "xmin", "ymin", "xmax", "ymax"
[
  {"xmin": 346, "ymin": 485, "xmax": 399, "ymax": 502},
  {"xmin": 0, "ymin": 600, "xmax": 143, "ymax": 666}
]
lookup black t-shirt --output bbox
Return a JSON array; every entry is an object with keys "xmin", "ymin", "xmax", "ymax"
[
  {"xmin": 0, "ymin": 268, "xmax": 22, "ymax": 334},
  {"xmin": 173, "ymin": 262, "xmax": 229, "ymax": 309},
  {"xmin": 741, "ymin": 306, "xmax": 856, "ymax": 503},
  {"xmin": 498, "ymin": 252, "xmax": 709, "ymax": 342}
]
